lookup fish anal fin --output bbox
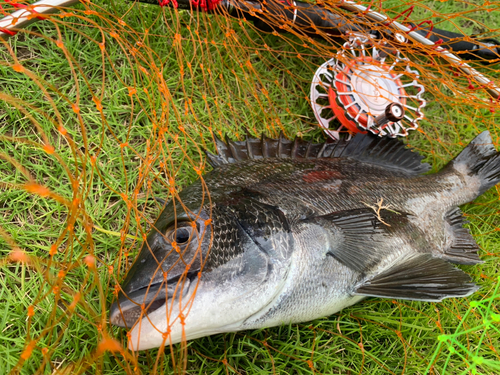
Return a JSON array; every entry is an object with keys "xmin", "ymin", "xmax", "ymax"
[
  {"xmin": 355, "ymin": 254, "xmax": 478, "ymax": 302},
  {"xmin": 443, "ymin": 207, "xmax": 482, "ymax": 265}
]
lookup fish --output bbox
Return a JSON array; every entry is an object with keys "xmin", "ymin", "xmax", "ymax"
[{"xmin": 110, "ymin": 131, "xmax": 500, "ymax": 351}]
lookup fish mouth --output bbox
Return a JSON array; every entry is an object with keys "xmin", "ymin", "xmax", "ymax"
[{"xmin": 110, "ymin": 272, "xmax": 197, "ymax": 328}]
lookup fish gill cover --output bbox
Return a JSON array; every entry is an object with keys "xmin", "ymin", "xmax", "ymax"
[{"xmin": 0, "ymin": 0, "xmax": 499, "ymax": 374}]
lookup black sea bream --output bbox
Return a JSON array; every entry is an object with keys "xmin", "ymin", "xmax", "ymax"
[{"xmin": 110, "ymin": 132, "xmax": 500, "ymax": 351}]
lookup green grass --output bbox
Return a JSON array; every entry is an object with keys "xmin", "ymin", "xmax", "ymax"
[{"xmin": 0, "ymin": 0, "xmax": 499, "ymax": 374}]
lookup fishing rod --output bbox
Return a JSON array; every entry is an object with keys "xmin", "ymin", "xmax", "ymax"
[
  {"xmin": 134, "ymin": 1, "xmax": 500, "ymax": 67},
  {"xmin": 2, "ymin": 0, "xmax": 498, "ymax": 67},
  {"xmin": 1, "ymin": 0, "xmax": 499, "ymax": 138}
]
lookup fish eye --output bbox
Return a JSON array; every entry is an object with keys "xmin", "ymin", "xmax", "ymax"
[
  {"xmin": 175, "ymin": 227, "xmax": 191, "ymax": 244},
  {"xmin": 165, "ymin": 222, "xmax": 195, "ymax": 245}
]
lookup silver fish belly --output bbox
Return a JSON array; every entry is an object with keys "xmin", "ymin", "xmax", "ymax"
[{"xmin": 110, "ymin": 132, "xmax": 500, "ymax": 351}]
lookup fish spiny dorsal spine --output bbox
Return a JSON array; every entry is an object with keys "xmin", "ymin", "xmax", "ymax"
[{"xmin": 205, "ymin": 132, "xmax": 431, "ymax": 176}]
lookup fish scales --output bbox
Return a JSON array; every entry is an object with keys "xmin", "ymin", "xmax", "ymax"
[
  {"xmin": 205, "ymin": 159, "xmax": 467, "ymax": 253},
  {"xmin": 204, "ymin": 158, "xmax": 453, "ymax": 212},
  {"xmin": 110, "ymin": 132, "xmax": 500, "ymax": 350}
]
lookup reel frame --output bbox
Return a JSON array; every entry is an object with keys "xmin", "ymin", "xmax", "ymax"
[{"xmin": 310, "ymin": 35, "xmax": 426, "ymax": 139}]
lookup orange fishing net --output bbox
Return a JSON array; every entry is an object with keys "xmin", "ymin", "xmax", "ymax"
[{"xmin": 0, "ymin": 0, "xmax": 499, "ymax": 374}]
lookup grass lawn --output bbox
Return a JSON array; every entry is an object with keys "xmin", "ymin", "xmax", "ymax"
[{"xmin": 0, "ymin": 0, "xmax": 499, "ymax": 373}]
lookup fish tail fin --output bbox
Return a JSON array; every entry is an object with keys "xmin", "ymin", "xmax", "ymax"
[{"xmin": 451, "ymin": 131, "xmax": 500, "ymax": 195}]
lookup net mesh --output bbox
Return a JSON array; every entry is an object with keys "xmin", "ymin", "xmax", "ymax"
[{"xmin": 0, "ymin": 0, "xmax": 499, "ymax": 374}]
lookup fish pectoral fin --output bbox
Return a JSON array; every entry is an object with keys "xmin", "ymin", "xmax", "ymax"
[
  {"xmin": 354, "ymin": 254, "xmax": 479, "ymax": 302},
  {"xmin": 306, "ymin": 208, "xmax": 408, "ymax": 273},
  {"xmin": 442, "ymin": 207, "xmax": 482, "ymax": 265}
]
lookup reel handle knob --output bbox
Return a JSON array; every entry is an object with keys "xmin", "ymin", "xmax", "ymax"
[{"xmin": 374, "ymin": 103, "xmax": 405, "ymax": 126}]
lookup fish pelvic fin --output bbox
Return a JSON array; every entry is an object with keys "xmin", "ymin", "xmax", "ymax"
[
  {"xmin": 449, "ymin": 131, "xmax": 500, "ymax": 195},
  {"xmin": 354, "ymin": 254, "xmax": 478, "ymax": 302},
  {"xmin": 206, "ymin": 132, "xmax": 431, "ymax": 176},
  {"xmin": 442, "ymin": 207, "xmax": 482, "ymax": 265}
]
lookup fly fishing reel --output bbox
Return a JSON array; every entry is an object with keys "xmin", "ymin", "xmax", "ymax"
[{"xmin": 311, "ymin": 35, "xmax": 426, "ymax": 139}]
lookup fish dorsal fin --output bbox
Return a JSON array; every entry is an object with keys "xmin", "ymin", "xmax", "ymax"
[
  {"xmin": 355, "ymin": 254, "xmax": 478, "ymax": 302},
  {"xmin": 442, "ymin": 207, "xmax": 482, "ymax": 265},
  {"xmin": 337, "ymin": 133, "xmax": 431, "ymax": 175},
  {"xmin": 205, "ymin": 132, "xmax": 430, "ymax": 175}
]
